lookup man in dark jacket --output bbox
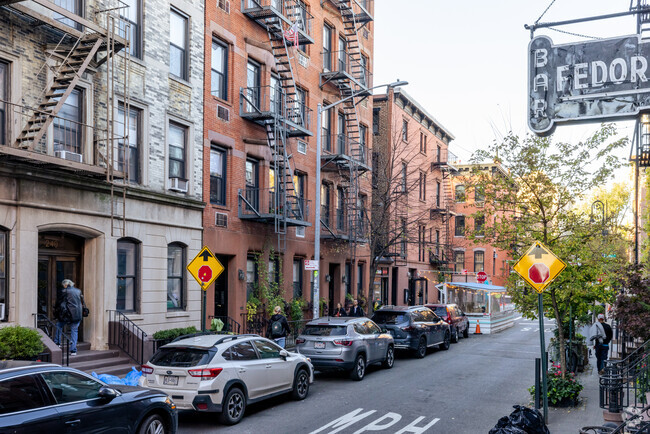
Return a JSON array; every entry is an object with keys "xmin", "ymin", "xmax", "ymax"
[
  {"xmin": 267, "ymin": 306, "xmax": 291, "ymax": 348},
  {"xmin": 348, "ymin": 299, "xmax": 365, "ymax": 317},
  {"xmin": 54, "ymin": 279, "xmax": 85, "ymax": 356}
]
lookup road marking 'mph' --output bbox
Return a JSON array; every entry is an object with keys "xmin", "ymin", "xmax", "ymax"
[{"xmin": 310, "ymin": 408, "xmax": 440, "ymax": 434}]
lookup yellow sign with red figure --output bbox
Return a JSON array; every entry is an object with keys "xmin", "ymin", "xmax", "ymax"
[
  {"xmin": 513, "ymin": 241, "xmax": 566, "ymax": 293},
  {"xmin": 187, "ymin": 246, "xmax": 224, "ymax": 291}
]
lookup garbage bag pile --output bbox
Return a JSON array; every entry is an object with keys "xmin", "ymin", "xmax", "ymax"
[
  {"xmin": 489, "ymin": 405, "xmax": 550, "ymax": 434},
  {"xmin": 92, "ymin": 367, "xmax": 142, "ymax": 386}
]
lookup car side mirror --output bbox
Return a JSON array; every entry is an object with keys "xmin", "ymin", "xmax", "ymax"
[
  {"xmin": 381, "ymin": 327, "xmax": 388, "ymax": 334},
  {"xmin": 98, "ymin": 386, "xmax": 120, "ymax": 400},
  {"xmin": 279, "ymin": 349, "xmax": 289, "ymax": 360}
]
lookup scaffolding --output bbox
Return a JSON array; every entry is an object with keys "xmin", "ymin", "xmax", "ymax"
[{"xmin": 0, "ymin": 0, "xmax": 132, "ymax": 237}]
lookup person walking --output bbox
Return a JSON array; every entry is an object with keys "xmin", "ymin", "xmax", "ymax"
[
  {"xmin": 267, "ymin": 306, "xmax": 291, "ymax": 348},
  {"xmin": 590, "ymin": 313, "xmax": 613, "ymax": 374},
  {"xmin": 54, "ymin": 279, "xmax": 86, "ymax": 356},
  {"xmin": 333, "ymin": 303, "xmax": 347, "ymax": 317},
  {"xmin": 348, "ymin": 299, "xmax": 365, "ymax": 317}
]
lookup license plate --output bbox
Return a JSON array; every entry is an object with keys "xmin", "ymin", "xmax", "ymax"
[
  {"xmin": 314, "ymin": 342, "xmax": 325, "ymax": 349},
  {"xmin": 163, "ymin": 375, "xmax": 178, "ymax": 386}
]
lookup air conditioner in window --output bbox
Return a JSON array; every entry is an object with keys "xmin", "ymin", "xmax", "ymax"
[
  {"xmin": 0, "ymin": 303, "xmax": 5, "ymax": 321},
  {"xmin": 296, "ymin": 226, "xmax": 305, "ymax": 237},
  {"xmin": 55, "ymin": 150, "xmax": 83, "ymax": 163},
  {"xmin": 168, "ymin": 177, "xmax": 188, "ymax": 193}
]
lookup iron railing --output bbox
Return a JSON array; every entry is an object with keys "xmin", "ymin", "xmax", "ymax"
[
  {"xmin": 241, "ymin": 312, "xmax": 267, "ymax": 337},
  {"xmin": 36, "ymin": 314, "xmax": 70, "ymax": 366},
  {"xmin": 207, "ymin": 315, "xmax": 242, "ymax": 334},
  {"xmin": 238, "ymin": 187, "xmax": 310, "ymax": 222},
  {"xmin": 239, "ymin": 86, "xmax": 312, "ymax": 132},
  {"xmin": 600, "ymin": 337, "xmax": 650, "ymax": 414},
  {"xmin": 107, "ymin": 310, "xmax": 147, "ymax": 366}
]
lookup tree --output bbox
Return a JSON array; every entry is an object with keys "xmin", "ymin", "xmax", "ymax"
[
  {"xmin": 466, "ymin": 124, "xmax": 629, "ymax": 377},
  {"xmin": 615, "ymin": 264, "xmax": 650, "ymax": 341}
]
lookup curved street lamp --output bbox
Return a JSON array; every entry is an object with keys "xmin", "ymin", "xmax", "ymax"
[{"xmin": 590, "ymin": 200, "xmax": 608, "ymax": 236}]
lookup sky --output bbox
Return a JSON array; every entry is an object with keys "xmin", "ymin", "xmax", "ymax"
[{"xmin": 373, "ymin": 0, "xmax": 639, "ymax": 163}]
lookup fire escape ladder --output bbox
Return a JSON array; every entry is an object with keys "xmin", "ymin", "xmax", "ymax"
[
  {"xmin": 441, "ymin": 168, "xmax": 455, "ymax": 272},
  {"xmin": 16, "ymin": 34, "xmax": 104, "ymax": 150}
]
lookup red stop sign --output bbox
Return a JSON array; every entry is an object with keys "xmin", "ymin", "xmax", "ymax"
[
  {"xmin": 477, "ymin": 271, "xmax": 488, "ymax": 283},
  {"xmin": 198, "ymin": 265, "xmax": 213, "ymax": 283},
  {"xmin": 528, "ymin": 263, "xmax": 550, "ymax": 284}
]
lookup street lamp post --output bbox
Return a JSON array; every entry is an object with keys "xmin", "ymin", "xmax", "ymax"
[
  {"xmin": 591, "ymin": 199, "xmax": 608, "ymax": 236},
  {"xmin": 312, "ymin": 80, "xmax": 408, "ymax": 319}
]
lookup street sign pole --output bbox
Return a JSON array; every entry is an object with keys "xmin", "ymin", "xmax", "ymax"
[
  {"xmin": 202, "ymin": 288, "xmax": 206, "ymax": 332},
  {"xmin": 538, "ymin": 293, "xmax": 548, "ymax": 423}
]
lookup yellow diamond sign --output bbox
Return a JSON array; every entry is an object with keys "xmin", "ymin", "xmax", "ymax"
[
  {"xmin": 513, "ymin": 241, "xmax": 567, "ymax": 293},
  {"xmin": 187, "ymin": 246, "xmax": 224, "ymax": 291}
]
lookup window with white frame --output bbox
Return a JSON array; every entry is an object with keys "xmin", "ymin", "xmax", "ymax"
[
  {"xmin": 0, "ymin": 61, "xmax": 7, "ymax": 146},
  {"xmin": 474, "ymin": 251, "xmax": 485, "ymax": 272},
  {"xmin": 210, "ymin": 147, "xmax": 226, "ymax": 205},
  {"xmin": 120, "ymin": 0, "xmax": 142, "ymax": 58},
  {"xmin": 211, "ymin": 39, "xmax": 228, "ymax": 100},
  {"xmin": 168, "ymin": 122, "xmax": 186, "ymax": 180},
  {"xmin": 117, "ymin": 238, "xmax": 139, "ymax": 312},
  {"xmin": 167, "ymin": 243, "xmax": 185, "ymax": 310},
  {"xmin": 117, "ymin": 105, "xmax": 141, "ymax": 183},
  {"xmin": 169, "ymin": 9, "xmax": 189, "ymax": 80}
]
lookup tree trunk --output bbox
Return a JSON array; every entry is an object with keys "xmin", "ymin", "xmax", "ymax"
[{"xmin": 550, "ymin": 288, "xmax": 567, "ymax": 379}]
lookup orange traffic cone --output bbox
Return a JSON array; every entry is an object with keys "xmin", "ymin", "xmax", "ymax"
[{"xmin": 474, "ymin": 320, "xmax": 482, "ymax": 335}]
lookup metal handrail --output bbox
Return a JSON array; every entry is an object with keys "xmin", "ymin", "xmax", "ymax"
[
  {"xmin": 207, "ymin": 315, "xmax": 242, "ymax": 334},
  {"xmin": 107, "ymin": 310, "xmax": 147, "ymax": 365},
  {"xmin": 36, "ymin": 314, "xmax": 70, "ymax": 366},
  {"xmin": 600, "ymin": 337, "xmax": 650, "ymax": 413}
]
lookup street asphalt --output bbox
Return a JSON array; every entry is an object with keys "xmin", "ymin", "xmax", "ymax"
[{"xmin": 177, "ymin": 317, "xmax": 605, "ymax": 433}]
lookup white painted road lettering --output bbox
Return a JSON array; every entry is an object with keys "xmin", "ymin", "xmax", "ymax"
[{"xmin": 311, "ymin": 409, "xmax": 439, "ymax": 434}]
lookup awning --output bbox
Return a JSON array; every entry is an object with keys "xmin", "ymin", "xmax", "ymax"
[{"xmin": 443, "ymin": 282, "xmax": 507, "ymax": 292}]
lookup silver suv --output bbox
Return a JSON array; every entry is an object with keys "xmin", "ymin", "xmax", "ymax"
[
  {"xmin": 295, "ymin": 317, "xmax": 394, "ymax": 381},
  {"xmin": 140, "ymin": 334, "xmax": 313, "ymax": 425}
]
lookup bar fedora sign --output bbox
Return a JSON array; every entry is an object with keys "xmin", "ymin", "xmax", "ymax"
[{"xmin": 528, "ymin": 34, "xmax": 650, "ymax": 135}]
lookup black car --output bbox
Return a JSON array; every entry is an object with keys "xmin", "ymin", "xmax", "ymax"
[
  {"xmin": 371, "ymin": 306, "xmax": 451, "ymax": 358},
  {"xmin": 0, "ymin": 361, "xmax": 177, "ymax": 433},
  {"xmin": 425, "ymin": 303, "xmax": 470, "ymax": 343}
]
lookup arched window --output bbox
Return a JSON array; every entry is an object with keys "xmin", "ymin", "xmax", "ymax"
[
  {"xmin": 117, "ymin": 238, "xmax": 140, "ymax": 312},
  {"xmin": 167, "ymin": 243, "xmax": 186, "ymax": 310}
]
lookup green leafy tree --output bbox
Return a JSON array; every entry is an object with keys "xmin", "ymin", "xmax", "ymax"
[{"xmin": 465, "ymin": 124, "xmax": 628, "ymax": 377}]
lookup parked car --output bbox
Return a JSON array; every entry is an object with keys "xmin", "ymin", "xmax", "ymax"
[
  {"xmin": 140, "ymin": 334, "xmax": 313, "ymax": 425},
  {"xmin": 0, "ymin": 360, "xmax": 177, "ymax": 433},
  {"xmin": 371, "ymin": 306, "xmax": 451, "ymax": 358},
  {"xmin": 425, "ymin": 303, "xmax": 470, "ymax": 343},
  {"xmin": 295, "ymin": 317, "xmax": 394, "ymax": 381}
]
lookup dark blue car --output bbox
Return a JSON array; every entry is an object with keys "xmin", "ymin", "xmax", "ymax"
[{"xmin": 0, "ymin": 361, "xmax": 177, "ymax": 433}]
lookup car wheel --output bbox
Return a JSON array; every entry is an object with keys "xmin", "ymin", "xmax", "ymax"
[
  {"xmin": 350, "ymin": 354, "xmax": 366, "ymax": 381},
  {"xmin": 415, "ymin": 337, "xmax": 427, "ymax": 359},
  {"xmin": 440, "ymin": 331, "xmax": 451, "ymax": 351},
  {"xmin": 138, "ymin": 414, "xmax": 166, "ymax": 434},
  {"xmin": 291, "ymin": 369, "xmax": 310, "ymax": 400},
  {"xmin": 463, "ymin": 325, "xmax": 469, "ymax": 339},
  {"xmin": 451, "ymin": 327, "xmax": 459, "ymax": 343},
  {"xmin": 219, "ymin": 387, "xmax": 246, "ymax": 425},
  {"xmin": 382, "ymin": 345, "xmax": 395, "ymax": 369}
]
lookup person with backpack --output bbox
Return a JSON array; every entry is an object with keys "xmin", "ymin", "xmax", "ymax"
[
  {"xmin": 589, "ymin": 313, "xmax": 613, "ymax": 374},
  {"xmin": 54, "ymin": 279, "xmax": 87, "ymax": 356},
  {"xmin": 267, "ymin": 306, "xmax": 291, "ymax": 348}
]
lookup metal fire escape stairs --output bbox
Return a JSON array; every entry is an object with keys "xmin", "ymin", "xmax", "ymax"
[{"xmin": 430, "ymin": 156, "xmax": 458, "ymax": 277}]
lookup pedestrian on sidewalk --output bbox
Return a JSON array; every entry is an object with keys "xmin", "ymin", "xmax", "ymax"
[
  {"xmin": 267, "ymin": 306, "xmax": 291, "ymax": 348},
  {"xmin": 54, "ymin": 279, "xmax": 86, "ymax": 356},
  {"xmin": 333, "ymin": 303, "xmax": 347, "ymax": 317},
  {"xmin": 348, "ymin": 299, "xmax": 365, "ymax": 317},
  {"xmin": 589, "ymin": 313, "xmax": 613, "ymax": 374}
]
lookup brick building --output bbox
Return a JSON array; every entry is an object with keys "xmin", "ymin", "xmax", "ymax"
[
  {"xmin": 371, "ymin": 87, "xmax": 455, "ymax": 306},
  {"xmin": 0, "ymin": 0, "xmax": 204, "ymax": 351},
  {"xmin": 203, "ymin": 0, "xmax": 374, "ymax": 326}
]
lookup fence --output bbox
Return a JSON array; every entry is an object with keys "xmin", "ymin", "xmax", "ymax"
[
  {"xmin": 107, "ymin": 310, "xmax": 147, "ymax": 366},
  {"xmin": 36, "ymin": 314, "xmax": 70, "ymax": 366},
  {"xmin": 600, "ymin": 337, "xmax": 650, "ymax": 414}
]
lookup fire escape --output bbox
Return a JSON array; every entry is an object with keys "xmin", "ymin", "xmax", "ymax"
[
  {"xmin": 0, "ymin": 0, "xmax": 132, "ymax": 237},
  {"xmin": 240, "ymin": 0, "xmax": 314, "ymax": 251},
  {"xmin": 429, "ymin": 149, "xmax": 459, "ymax": 278},
  {"xmin": 319, "ymin": 0, "xmax": 373, "ymax": 263}
]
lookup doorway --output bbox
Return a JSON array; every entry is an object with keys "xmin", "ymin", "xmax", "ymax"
[
  {"xmin": 213, "ymin": 254, "xmax": 229, "ymax": 319},
  {"xmin": 328, "ymin": 263, "xmax": 339, "ymax": 314}
]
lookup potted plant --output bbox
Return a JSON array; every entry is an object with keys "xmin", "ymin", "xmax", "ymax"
[
  {"xmin": 0, "ymin": 325, "xmax": 45, "ymax": 361},
  {"xmin": 528, "ymin": 363, "xmax": 584, "ymax": 407}
]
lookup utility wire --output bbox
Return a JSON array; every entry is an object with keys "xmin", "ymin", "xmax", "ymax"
[
  {"xmin": 535, "ymin": 0, "xmax": 557, "ymax": 25},
  {"xmin": 548, "ymin": 26, "xmax": 602, "ymax": 40}
]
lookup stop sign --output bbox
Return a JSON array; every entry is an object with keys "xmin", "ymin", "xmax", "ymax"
[
  {"xmin": 476, "ymin": 271, "xmax": 488, "ymax": 283},
  {"xmin": 198, "ymin": 265, "xmax": 213, "ymax": 283},
  {"xmin": 528, "ymin": 263, "xmax": 550, "ymax": 284}
]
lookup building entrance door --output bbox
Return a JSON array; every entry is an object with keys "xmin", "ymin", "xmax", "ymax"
[{"xmin": 213, "ymin": 255, "xmax": 228, "ymax": 319}]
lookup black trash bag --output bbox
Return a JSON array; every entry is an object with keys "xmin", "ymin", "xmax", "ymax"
[
  {"xmin": 507, "ymin": 405, "xmax": 549, "ymax": 434},
  {"xmin": 488, "ymin": 426, "xmax": 528, "ymax": 434}
]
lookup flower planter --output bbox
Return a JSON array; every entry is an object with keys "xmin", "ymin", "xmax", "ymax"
[{"xmin": 551, "ymin": 397, "xmax": 578, "ymax": 407}]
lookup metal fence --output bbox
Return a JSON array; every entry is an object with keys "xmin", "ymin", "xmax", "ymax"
[{"xmin": 600, "ymin": 337, "xmax": 650, "ymax": 414}]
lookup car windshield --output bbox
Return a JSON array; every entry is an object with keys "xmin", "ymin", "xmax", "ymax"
[
  {"xmin": 433, "ymin": 307, "xmax": 447, "ymax": 316},
  {"xmin": 372, "ymin": 312, "xmax": 408, "ymax": 324},
  {"xmin": 150, "ymin": 348, "xmax": 212, "ymax": 367},
  {"xmin": 302, "ymin": 325, "xmax": 347, "ymax": 336}
]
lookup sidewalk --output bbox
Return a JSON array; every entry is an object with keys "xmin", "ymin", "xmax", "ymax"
[{"xmin": 546, "ymin": 351, "xmax": 605, "ymax": 434}]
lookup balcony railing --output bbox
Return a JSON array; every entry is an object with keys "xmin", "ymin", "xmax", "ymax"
[
  {"xmin": 322, "ymin": 134, "xmax": 370, "ymax": 166},
  {"xmin": 241, "ymin": 0, "xmax": 314, "ymax": 44},
  {"xmin": 240, "ymin": 86, "xmax": 312, "ymax": 134},
  {"xmin": 321, "ymin": 50, "xmax": 372, "ymax": 89},
  {"xmin": 238, "ymin": 187, "xmax": 310, "ymax": 223},
  {"xmin": 336, "ymin": 207, "xmax": 346, "ymax": 231}
]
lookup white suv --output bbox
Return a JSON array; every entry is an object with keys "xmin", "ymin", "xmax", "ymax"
[{"xmin": 140, "ymin": 334, "xmax": 314, "ymax": 425}]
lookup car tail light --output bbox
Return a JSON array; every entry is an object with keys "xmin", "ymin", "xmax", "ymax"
[
  {"xmin": 196, "ymin": 403, "xmax": 209, "ymax": 410},
  {"xmin": 296, "ymin": 338, "xmax": 306, "ymax": 345},
  {"xmin": 333, "ymin": 339, "xmax": 353, "ymax": 346},
  {"xmin": 141, "ymin": 365, "xmax": 154, "ymax": 375},
  {"xmin": 188, "ymin": 368, "xmax": 223, "ymax": 378}
]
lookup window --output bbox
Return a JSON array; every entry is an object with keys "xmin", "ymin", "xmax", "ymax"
[
  {"xmin": 358, "ymin": 194, "xmax": 367, "ymax": 234},
  {"xmin": 293, "ymin": 172, "xmax": 306, "ymax": 217},
  {"xmin": 356, "ymin": 263, "xmax": 363, "ymax": 295},
  {"xmin": 270, "ymin": 75, "xmax": 282, "ymax": 115},
  {"xmin": 402, "ymin": 119, "xmax": 408, "ymax": 141},
  {"xmin": 0, "ymin": 375, "xmax": 47, "ymax": 414},
  {"xmin": 493, "ymin": 250, "xmax": 496, "ymax": 276},
  {"xmin": 400, "ymin": 218, "xmax": 407, "ymax": 256},
  {"xmin": 117, "ymin": 105, "xmax": 140, "ymax": 183},
  {"xmin": 337, "ymin": 112, "xmax": 346, "ymax": 154},
  {"xmin": 168, "ymin": 122, "xmax": 186, "ymax": 179},
  {"xmin": 117, "ymin": 239, "xmax": 139, "ymax": 312},
  {"xmin": 296, "ymin": 0, "xmax": 308, "ymax": 53},
  {"xmin": 418, "ymin": 171, "xmax": 426, "ymax": 201},
  {"xmin": 436, "ymin": 181, "xmax": 441, "ymax": 207},
  {"xmin": 418, "ymin": 225, "xmax": 426, "ymax": 262},
  {"xmin": 401, "ymin": 162, "xmax": 408, "ymax": 192},
  {"xmin": 455, "ymin": 216, "xmax": 465, "ymax": 237},
  {"xmin": 293, "ymin": 259, "xmax": 303, "ymax": 298},
  {"xmin": 0, "ymin": 61, "xmax": 7, "ymax": 146},
  {"xmin": 41, "ymin": 371, "xmax": 102, "ymax": 403},
  {"xmin": 295, "ymin": 87, "xmax": 307, "ymax": 127},
  {"xmin": 323, "ymin": 24, "xmax": 332, "ymax": 71},
  {"xmin": 359, "ymin": 124, "xmax": 367, "ymax": 163},
  {"xmin": 436, "ymin": 145, "xmax": 441, "ymax": 162},
  {"xmin": 267, "ymin": 257, "xmax": 279, "ymax": 285},
  {"xmin": 455, "ymin": 184, "xmax": 465, "ymax": 202},
  {"xmin": 475, "ymin": 215, "xmax": 485, "ymax": 236},
  {"xmin": 321, "ymin": 107, "xmax": 331, "ymax": 152},
  {"xmin": 373, "ymin": 108, "xmax": 380, "ymax": 135},
  {"xmin": 52, "ymin": 0, "xmax": 82, "ymax": 29},
  {"xmin": 0, "ymin": 228, "xmax": 6, "ymax": 319},
  {"xmin": 360, "ymin": 54, "xmax": 369, "ymax": 86},
  {"xmin": 321, "ymin": 183, "xmax": 330, "ymax": 226},
  {"xmin": 245, "ymin": 159, "xmax": 259, "ymax": 211},
  {"xmin": 210, "ymin": 147, "xmax": 226, "ymax": 205},
  {"xmin": 253, "ymin": 339, "xmax": 281, "ymax": 359},
  {"xmin": 435, "ymin": 230, "xmax": 440, "ymax": 257},
  {"xmin": 336, "ymin": 187, "xmax": 345, "ymax": 231},
  {"xmin": 474, "ymin": 251, "xmax": 485, "ymax": 272},
  {"xmin": 211, "ymin": 39, "xmax": 228, "ymax": 100},
  {"xmin": 338, "ymin": 36, "xmax": 347, "ymax": 72},
  {"xmin": 169, "ymin": 9, "xmax": 188, "ymax": 80},
  {"xmin": 53, "ymin": 89, "xmax": 82, "ymax": 154},
  {"xmin": 228, "ymin": 342, "xmax": 258, "ymax": 360},
  {"xmin": 475, "ymin": 186, "xmax": 485, "ymax": 203},
  {"xmin": 420, "ymin": 132, "xmax": 427, "ymax": 154},
  {"xmin": 344, "ymin": 262, "xmax": 351, "ymax": 296},
  {"xmin": 167, "ymin": 243, "xmax": 185, "ymax": 310},
  {"xmin": 120, "ymin": 0, "xmax": 141, "ymax": 58},
  {"xmin": 246, "ymin": 255, "xmax": 257, "ymax": 300},
  {"xmin": 246, "ymin": 60, "xmax": 261, "ymax": 111},
  {"xmin": 454, "ymin": 251, "xmax": 465, "ymax": 273}
]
